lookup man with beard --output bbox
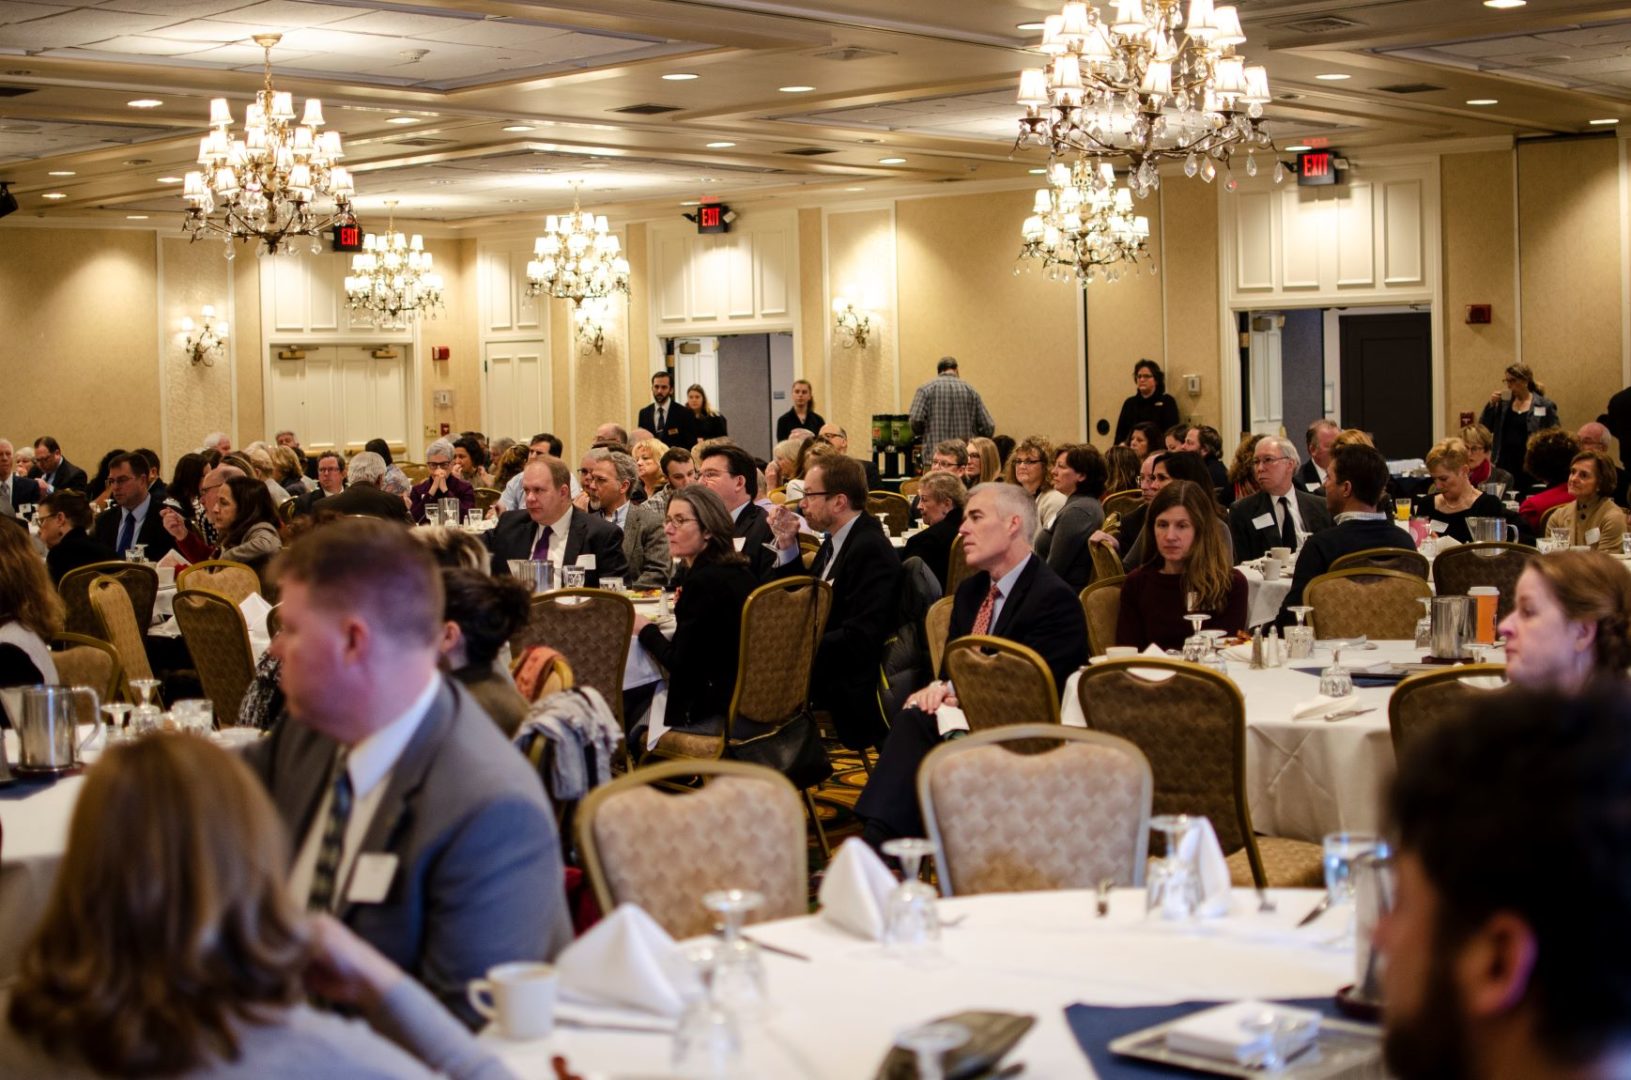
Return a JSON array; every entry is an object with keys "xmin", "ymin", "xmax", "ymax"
[{"xmin": 1376, "ymin": 686, "xmax": 1631, "ymax": 1079}]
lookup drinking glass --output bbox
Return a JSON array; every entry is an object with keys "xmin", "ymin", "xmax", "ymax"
[
  {"xmin": 126, "ymin": 543, "xmax": 147, "ymax": 563},
  {"xmin": 1323, "ymin": 832, "xmax": 1385, "ymax": 946},
  {"xmin": 1414, "ymin": 597, "xmax": 1433, "ymax": 649},
  {"xmin": 701, "ymin": 889, "xmax": 766, "ymax": 1018},
  {"xmin": 1548, "ymin": 524, "xmax": 1571, "ymax": 551},
  {"xmin": 100, "ymin": 702, "xmax": 132, "ymax": 745},
  {"xmin": 173, "ymin": 698, "xmax": 215, "ymax": 734},
  {"xmin": 131, "ymin": 678, "xmax": 161, "ymax": 707},
  {"xmin": 600, "ymin": 575, "xmax": 625, "ymax": 594},
  {"xmin": 561, "ymin": 567, "xmax": 586, "ymax": 589},
  {"xmin": 881, "ymin": 838, "xmax": 942, "ymax": 961},
  {"xmin": 894, "ymin": 1022, "xmax": 970, "ymax": 1080},
  {"xmin": 130, "ymin": 703, "xmax": 163, "ymax": 737},
  {"xmin": 1182, "ymin": 613, "xmax": 1210, "ymax": 662},
  {"xmin": 1199, "ymin": 630, "xmax": 1229, "ymax": 673},
  {"xmin": 426, "ymin": 503, "xmax": 443, "ymax": 527},
  {"xmin": 671, "ymin": 941, "xmax": 741, "ymax": 1079},
  {"xmin": 1286, "ymin": 606, "xmax": 1315, "ymax": 659},
  {"xmin": 1145, "ymin": 814, "xmax": 1200, "ymax": 920},
  {"xmin": 1319, "ymin": 648, "xmax": 1353, "ymax": 698},
  {"xmin": 440, "ymin": 497, "xmax": 461, "ymax": 524}
]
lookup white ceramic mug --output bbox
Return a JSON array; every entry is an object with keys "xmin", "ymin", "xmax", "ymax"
[
  {"xmin": 1262, "ymin": 559, "xmax": 1282, "ymax": 581},
  {"xmin": 467, "ymin": 961, "xmax": 558, "ymax": 1040},
  {"xmin": 1268, "ymin": 546, "xmax": 1292, "ymax": 564},
  {"xmin": 1105, "ymin": 646, "xmax": 1138, "ymax": 659}
]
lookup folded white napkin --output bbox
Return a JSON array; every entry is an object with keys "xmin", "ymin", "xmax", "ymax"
[
  {"xmin": 933, "ymin": 703, "xmax": 969, "ymax": 737},
  {"xmin": 1177, "ymin": 817, "xmax": 1233, "ymax": 918},
  {"xmin": 1222, "ymin": 642, "xmax": 1255, "ymax": 663},
  {"xmin": 1290, "ymin": 693, "xmax": 1359, "ymax": 722},
  {"xmin": 554, "ymin": 903, "xmax": 699, "ymax": 1018},
  {"xmin": 238, "ymin": 592, "xmax": 273, "ymax": 639},
  {"xmin": 156, "ymin": 548, "xmax": 190, "ymax": 569},
  {"xmin": 818, "ymin": 837, "xmax": 898, "ymax": 941}
]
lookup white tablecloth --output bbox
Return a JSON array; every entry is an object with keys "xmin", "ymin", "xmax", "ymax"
[
  {"xmin": 1063, "ymin": 640, "xmax": 1445, "ymax": 843},
  {"xmin": 488, "ymin": 887, "xmax": 1353, "ymax": 1078},
  {"xmin": 1237, "ymin": 563, "xmax": 1293, "ymax": 628}
]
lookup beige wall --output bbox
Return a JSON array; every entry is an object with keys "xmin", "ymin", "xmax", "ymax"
[
  {"xmin": 158, "ymin": 235, "xmax": 234, "ymax": 466},
  {"xmin": 826, "ymin": 207, "xmax": 899, "ymax": 448},
  {"xmin": 420, "ymin": 237, "xmax": 481, "ymax": 445},
  {"xmin": 1442, "ymin": 151, "xmax": 1519, "ymax": 434},
  {"xmin": 1160, "ymin": 179, "xmax": 1223, "ymax": 432},
  {"xmin": 1086, "ymin": 190, "xmax": 1167, "ymax": 443}
]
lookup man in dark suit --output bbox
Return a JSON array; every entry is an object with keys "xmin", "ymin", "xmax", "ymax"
[
  {"xmin": 0, "ymin": 439, "xmax": 45, "ymax": 516},
  {"xmin": 698, "ymin": 443, "xmax": 778, "ymax": 580},
  {"xmin": 487, "ymin": 456, "xmax": 627, "ymax": 586},
  {"xmin": 316, "ymin": 451, "xmax": 412, "ymax": 524},
  {"xmin": 768, "ymin": 454, "xmax": 901, "ymax": 750},
  {"xmin": 1278, "ymin": 442, "xmax": 1417, "ymax": 625},
  {"xmin": 292, "ymin": 450, "xmax": 347, "ymax": 517},
  {"xmin": 636, "ymin": 370, "xmax": 697, "ymax": 451},
  {"xmin": 90, "ymin": 452, "xmax": 176, "ymax": 562},
  {"xmin": 818, "ymin": 423, "xmax": 880, "ymax": 489},
  {"xmin": 856, "ymin": 481, "xmax": 1090, "ymax": 846},
  {"xmin": 29, "ymin": 436, "xmax": 88, "ymax": 493},
  {"xmin": 902, "ymin": 470, "xmax": 965, "ymax": 589},
  {"xmin": 37, "ymin": 490, "xmax": 117, "ymax": 583},
  {"xmin": 1228, "ymin": 435, "xmax": 1336, "ymax": 562},
  {"xmin": 243, "ymin": 519, "xmax": 571, "ymax": 1028},
  {"xmin": 1295, "ymin": 418, "xmax": 1339, "ymax": 495}
]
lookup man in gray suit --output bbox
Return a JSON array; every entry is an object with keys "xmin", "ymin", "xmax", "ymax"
[
  {"xmin": 1228, "ymin": 434, "xmax": 1335, "ymax": 562},
  {"xmin": 585, "ymin": 447, "xmax": 670, "ymax": 587},
  {"xmin": 244, "ymin": 518, "xmax": 570, "ymax": 1028}
]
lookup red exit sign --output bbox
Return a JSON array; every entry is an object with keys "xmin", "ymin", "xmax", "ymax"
[
  {"xmin": 1297, "ymin": 149, "xmax": 1339, "ymax": 187},
  {"xmin": 695, "ymin": 202, "xmax": 730, "ymax": 234},
  {"xmin": 332, "ymin": 222, "xmax": 363, "ymax": 252}
]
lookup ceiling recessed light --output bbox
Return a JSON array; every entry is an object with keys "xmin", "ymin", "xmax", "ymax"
[
  {"xmin": 47, "ymin": 170, "xmax": 74, "ymax": 176},
  {"xmin": 1016, "ymin": 21, "xmax": 1045, "ymax": 30},
  {"xmin": 845, "ymin": 186, "xmax": 865, "ymax": 191},
  {"xmin": 680, "ymin": 200, "xmax": 701, "ymax": 206},
  {"xmin": 879, "ymin": 156, "xmax": 906, "ymax": 164},
  {"xmin": 1314, "ymin": 73, "xmax": 1350, "ymax": 81},
  {"xmin": 706, "ymin": 141, "xmax": 736, "ymax": 148},
  {"xmin": 662, "ymin": 72, "xmax": 700, "ymax": 81},
  {"xmin": 41, "ymin": 192, "xmax": 65, "ymax": 199},
  {"xmin": 1591, "ymin": 118, "xmax": 1621, "ymax": 125},
  {"xmin": 779, "ymin": 85, "xmax": 815, "ymax": 93},
  {"xmin": 1484, "ymin": 0, "xmax": 1525, "ymax": 8},
  {"xmin": 1467, "ymin": 99, "xmax": 1499, "ymax": 106},
  {"xmin": 503, "ymin": 124, "xmax": 534, "ymax": 132},
  {"xmin": 126, "ymin": 98, "xmax": 162, "ymax": 108},
  {"xmin": 1028, "ymin": 167, "xmax": 1047, "ymax": 174},
  {"xmin": 126, "ymin": 215, "xmax": 148, "ymax": 220},
  {"xmin": 1285, "ymin": 144, "xmax": 1312, "ymax": 152},
  {"xmin": 386, "ymin": 116, "xmax": 418, "ymax": 125},
  {"xmin": 157, "ymin": 176, "xmax": 183, "ymax": 184}
]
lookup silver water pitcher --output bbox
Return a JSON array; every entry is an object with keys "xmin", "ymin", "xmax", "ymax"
[
  {"xmin": 1429, "ymin": 595, "xmax": 1474, "ymax": 660},
  {"xmin": 11, "ymin": 684, "xmax": 101, "ymax": 774}
]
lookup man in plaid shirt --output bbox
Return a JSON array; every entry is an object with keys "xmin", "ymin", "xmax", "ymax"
[{"xmin": 909, "ymin": 356, "xmax": 995, "ymax": 452}]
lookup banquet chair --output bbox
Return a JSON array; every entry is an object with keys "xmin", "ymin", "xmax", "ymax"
[
  {"xmin": 768, "ymin": 486, "xmax": 789, "ymax": 506},
  {"xmin": 867, "ymin": 491, "xmax": 912, "ymax": 535},
  {"xmin": 900, "ymin": 478, "xmax": 922, "ymax": 499},
  {"xmin": 1388, "ymin": 663, "xmax": 1508, "ymax": 758},
  {"xmin": 265, "ymin": 603, "xmax": 281, "ymax": 639},
  {"xmin": 49, "ymin": 634, "xmax": 122, "ymax": 722},
  {"xmin": 474, "ymin": 486, "xmax": 503, "ymax": 514},
  {"xmin": 944, "ymin": 636, "xmax": 1060, "ymax": 738},
  {"xmin": 1432, "ymin": 542, "xmax": 1533, "ymax": 621},
  {"xmin": 1303, "ymin": 567, "xmax": 1431, "ymax": 640},
  {"xmin": 87, "ymin": 575, "xmax": 159, "ymax": 705},
  {"xmin": 512, "ymin": 589, "xmax": 634, "ymax": 728},
  {"xmin": 1079, "ymin": 576, "xmax": 1124, "ymax": 656},
  {"xmin": 920, "ymin": 724, "xmax": 1152, "ymax": 897},
  {"xmin": 945, "ymin": 535, "xmax": 972, "ymax": 594},
  {"xmin": 577, "ymin": 759, "xmax": 807, "ymax": 940},
  {"xmin": 398, "ymin": 462, "xmax": 429, "ymax": 483},
  {"xmin": 1101, "ymin": 489, "xmax": 1142, "ymax": 519},
  {"xmin": 1538, "ymin": 503, "xmax": 1565, "ymax": 535},
  {"xmin": 171, "ymin": 588, "xmax": 256, "ymax": 726},
  {"xmin": 1089, "ymin": 539, "xmax": 1125, "ymax": 585},
  {"xmin": 924, "ymin": 596, "xmax": 955, "ymax": 676},
  {"xmin": 1075, "ymin": 658, "xmax": 1324, "ymax": 888},
  {"xmin": 1330, "ymin": 547, "xmax": 1430, "ymax": 580},
  {"xmin": 177, "ymin": 559, "xmax": 262, "ymax": 604},
  {"xmin": 275, "ymin": 499, "xmax": 298, "ymax": 524},
  {"xmin": 60, "ymin": 561, "xmax": 159, "ymax": 636}
]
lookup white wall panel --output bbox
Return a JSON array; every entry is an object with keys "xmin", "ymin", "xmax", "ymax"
[
  {"xmin": 270, "ymin": 254, "xmax": 307, "ymax": 332},
  {"xmin": 1336, "ymin": 183, "xmax": 1375, "ymax": 287},
  {"xmin": 1383, "ymin": 179, "xmax": 1425, "ymax": 286},
  {"xmin": 757, "ymin": 230, "xmax": 789, "ymax": 315},
  {"xmin": 658, "ymin": 237, "xmax": 689, "ymax": 322},
  {"xmin": 1236, "ymin": 192, "xmax": 1274, "ymax": 290},
  {"xmin": 647, "ymin": 212, "xmax": 798, "ymax": 334},
  {"xmin": 308, "ymin": 253, "xmax": 340, "ymax": 332},
  {"xmin": 1279, "ymin": 188, "xmax": 1320, "ymax": 290}
]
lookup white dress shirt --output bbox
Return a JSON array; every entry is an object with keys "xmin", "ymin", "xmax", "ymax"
[{"xmin": 530, "ymin": 504, "xmax": 576, "ymax": 574}]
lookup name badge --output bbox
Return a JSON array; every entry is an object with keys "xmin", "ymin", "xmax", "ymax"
[
  {"xmin": 733, "ymin": 536, "xmax": 746, "ymax": 552},
  {"xmin": 1587, "ymin": 527, "xmax": 1601, "ymax": 545},
  {"xmin": 1430, "ymin": 520, "xmax": 1449, "ymax": 534},
  {"xmin": 1252, "ymin": 513, "xmax": 1274, "ymax": 530},
  {"xmin": 1534, "ymin": 406, "xmax": 1547, "ymax": 417},
  {"xmin": 346, "ymin": 853, "xmax": 399, "ymax": 904},
  {"xmin": 1305, "ymin": 481, "xmax": 1321, "ymax": 492}
]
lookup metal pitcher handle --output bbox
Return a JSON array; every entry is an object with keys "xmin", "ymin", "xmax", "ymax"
[{"xmin": 68, "ymin": 685, "xmax": 104, "ymax": 756}]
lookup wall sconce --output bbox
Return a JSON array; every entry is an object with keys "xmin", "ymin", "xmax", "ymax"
[
  {"xmin": 181, "ymin": 305, "xmax": 228, "ymax": 366},
  {"xmin": 832, "ymin": 286, "xmax": 877, "ymax": 349},
  {"xmin": 575, "ymin": 296, "xmax": 612, "ymax": 355}
]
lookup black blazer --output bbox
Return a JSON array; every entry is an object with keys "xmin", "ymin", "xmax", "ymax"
[
  {"xmin": 1294, "ymin": 459, "xmax": 1326, "ymax": 496},
  {"xmin": 733, "ymin": 501, "xmax": 779, "ymax": 581},
  {"xmin": 36, "ymin": 457, "xmax": 88, "ymax": 493},
  {"xmin": 487, "ymin": 507, "xmax": 628, "ymax": 586},
  {"xmin": 292, "ymin": 485, "xmax": 340, "ymax": 517},
  {"xmin": 637, "ymin": 402, "xmax": 698, "ymax": 450},
  {"xmin": 903, "ymin": 506, "xmax": 962, "ymax": 590},
  {"xmin": 637, "ymin": 561, "xmax": 757, "ymax": 731},
  {"xmin": 1114, "ymin": 392, "xmax": 1179, "ymax": 446},
  {"xmin": 945, "ymin": 554, "xmax": 1087, "ymax": 697},
  {"xmin": 1228, "ymin": 488, "xmax": 1335, "ymax": 563},
  {"xmin": 318, "ymin": 483, "xmax": 412, "ymax": 523},
  {"xmin": 771, "ymin": 511, "xmax": 900, "ymax": 749},
  {"xmin": 1278, "ymin": 517, "xmax": 1418, "ymax": 624},
  {"xmin": 5, "ymin": 476, "xmax": 44, "ymax": 508},
  {"xmin": 693, "ymin": 412, "xmax": 729, "ymax": 441},
  {"xmin": 90, "ymin": 499, "xmax": 177, "ymax": 562},
  {"xmin": 776, "ymin": 408, "xmax": 826, "ymax": 442},
  {"xmin": 46, "ymin": 528, "xmax": 118, "ymax": 584}
]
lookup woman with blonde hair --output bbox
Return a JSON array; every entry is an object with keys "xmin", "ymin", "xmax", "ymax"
[
  {"xmin": 1002, "ymin": 435, "xmax": 1066, "ymax": 531},
  {"xmin": 1500, "ymin": 549, "xmax": 1631, "ymax": 693},
  {"xmin": 1418, "ymin": 437, "xmax": 1506, "ymax": 543},
  {"xmin": 1460, "ymin": 422, "xmax": 1515, "ymax": 494},
  {"xmin": 0, "ymin": 735, "xmax": 511, "ymax": 1078},
  {"xmin": 1104, "ymin": 444, "xmax": 1141, "ymax": 496},
  {"xmin": 1116, "ymin": 479, "xmax": 1247, "ymax": 651},
  {"xmin": 0, "ymin": 523, "xmax": 63, "ymax": 688},
  {"xmin": 1547, "ymin": 450, "xmax": 1626, "ymax": 552},
  {"xmin": 967, "ymin": 436, "xmax": 1001, "ymax": 484},
  {"xmin": 632, "ymin": 437, "xmax": 671, "ymax": 510}
]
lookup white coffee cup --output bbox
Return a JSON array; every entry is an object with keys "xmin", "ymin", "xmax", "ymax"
[
  {"xmin": 1262, "ymin": 559, "xmax": 1282, "ymax": 581},
  {"xmin": 1268, "ymin": 546, "xmax": 1292, "ymax": 564},
  {"xmin": 468, "ymin": 961, "xmax": 557, "ymax": 1040},
  {"xmin": 156, "ymin": 565, "xmax": 176, "ymax": 588},
  {"xmin": 1105, "ymin": 646, "xmax": 1138, "ymax": 659}
]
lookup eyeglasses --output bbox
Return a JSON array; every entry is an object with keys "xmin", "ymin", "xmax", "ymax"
[
  {"xmin": 1013, "ymin": 457, "xmax": 1043, "ymax": 467},
  {"xmin": 800, "ymin": 490, "xmax": 834, "ymax": 500},
  {"xmin": 666, "ymin": 515, "xmax": 698, "ymax": 527},
  {"xmin": 1253, "ymin": 456, "xmax": 1289, "ymax": 466}
]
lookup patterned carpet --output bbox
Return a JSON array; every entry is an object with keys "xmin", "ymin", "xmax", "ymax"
[{"xmin": 803, "ymin": 738, "xmax": 873, "ymax": 887}]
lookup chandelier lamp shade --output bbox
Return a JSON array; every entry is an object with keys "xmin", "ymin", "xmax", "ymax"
[
  {"xmin": 182, "ymin": 33, "xmax": 355, "ymax": 256},
  {"xmin": 344, "ymin": 201, "xmax": 444, "ymax": 327},
  {"xmin": 1018, "ymin": 161, "xmax": 1152, "ymax": 285},
  {"xmin": 180, "ymin": 306, "xmax": 229, "ymax": 366},
  {"xmin": 527, "ymin": 184, "xmax": 632, "ymax": 307},
  {"xmin": 1015, "ymin": 0, "xmax": 1288, "ymax": 197}
]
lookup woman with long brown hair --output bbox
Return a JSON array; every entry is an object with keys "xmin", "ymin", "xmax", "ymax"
[
  {"xmin": 0, "ymin": 522, "xmax": 62, "ymax": 688},
  {"xmin": 164, "ymin": 474, "xmax": 283, "ymax": 588},
  {"xmin": 1115, "ymin": 479, "xmax": 1248, "ymax": 651},
  {"xmin": 0, "ymin": 735, "xmax": 511, "ymax": 1078},
  {"xmin": 685, "ymin": 383, "xmax": 729, "ymax": 441}
]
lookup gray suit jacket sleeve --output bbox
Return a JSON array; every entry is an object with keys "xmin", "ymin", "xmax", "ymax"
[{"xmin": 624, "ymin": 504, "xmax": 672, "ymax": 588}]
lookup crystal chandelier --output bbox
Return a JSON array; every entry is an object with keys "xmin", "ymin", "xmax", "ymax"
[
  {"xmin": 526, "ymin": 184, "xmax": 631, "ymax": 307},
  {"xmin": 1015, "ymin": 0, "xmax": 1287, "ymax": 197},
  {"xmin": 344, "ymin": 201, "xmax": 444, "ymax": 328},
  {"xmin": 182, "ymin": 33, "xmax": 355, "ymax": 256},
  {"xmin": 1018, "ymin": 162, "xmax": 1153, "ymax": 285}
]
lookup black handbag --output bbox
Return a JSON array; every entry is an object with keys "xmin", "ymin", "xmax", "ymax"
[{"xmin": 728, "ymin": 709, "xmax": 834, "ymax": 790}]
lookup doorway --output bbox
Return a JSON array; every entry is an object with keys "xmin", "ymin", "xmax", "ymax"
[
  {"xmin": 664, "ymin": 332, "xmax": 792, "ymax": 462},
  {"xmin": 1337, "ymin": 311, "xmax": 1433, "ymax": 460}
]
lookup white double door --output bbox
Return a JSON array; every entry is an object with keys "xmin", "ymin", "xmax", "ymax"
[{"xmin": 268, "ymin": 344, "xmax": 409, "ymax": 456}]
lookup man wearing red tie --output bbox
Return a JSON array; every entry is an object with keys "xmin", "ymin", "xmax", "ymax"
[{"xmin": 853, "ymin": 481, "xmax": 1088, "ymax": 851}]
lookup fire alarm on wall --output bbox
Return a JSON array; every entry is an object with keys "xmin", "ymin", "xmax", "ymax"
[
  {"xmin": 1465, "ymin": 304, "xmax": 1492, "ymax": 325},
  {"xmin": 432, "ymin": 346, "xmax": 450, "ymax": 361}
]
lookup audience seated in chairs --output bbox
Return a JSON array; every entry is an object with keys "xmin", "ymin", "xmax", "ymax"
[
  {"xmin": 438, "ymin": 568, "xmax": 533, "ymax": 738},
  {"xmin": 1035, "ymin": 442, "xmax": 1108, "ymax": 591},
  {"xmin": 1117, "ymin": 480, "xmax": 1247, "ymax": 652},
  {"xmin": 34, "ymin": 490, "xmax": 115, "ymax": 585},
  {"xmin": 163, "ymin": 475, "xmax": 283, "ymax": 592},
  {"xmin": 1516, "ymin": 428, "xmax": 1580, "ymax": 532},
  {"xmin": 408, "ymin": 439, "xmax": 476, "ymax": 525},
  {"xmin": 1412, "ymin": 438, "xmax": 1508, "ymax": 544},
  {"xmin": 1228, "ymin": 435, "xmax": 1334, "ymax": 562},
  {"xmin": 902, "ymin": 471, "xmax": 966, "ymax": 590}
]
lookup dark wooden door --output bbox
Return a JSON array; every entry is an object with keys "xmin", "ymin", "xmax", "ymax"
[{"xmin": 1339, "ymin": 312, "xmax": 1432, "ymax": 460}]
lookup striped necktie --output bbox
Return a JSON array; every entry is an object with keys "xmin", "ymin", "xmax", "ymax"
[{"xmin": 307, "ymin": 753, "xmax": 353, "ymax": 912}]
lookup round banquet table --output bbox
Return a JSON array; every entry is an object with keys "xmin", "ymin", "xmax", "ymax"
[{"xmin": 486, "ymin": 887, "xmax": 1353, "ymax": 1078}]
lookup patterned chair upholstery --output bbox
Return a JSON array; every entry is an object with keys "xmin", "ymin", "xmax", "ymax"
[
  {"xmin": 925, "ymin": 596, "xmax": 954, "ymax": 676},
  {"xmin": 944, "ymin": 635, "xmax": 1060, "ymax": 735},
  {"xmin": 1089, "ymin": 540, "xmax": 1124, "ymax": 586},
  {"xmin": 1075, "ymin": 658, "xmax": 1323, "ymax": 888},
  {"xmin": 177, "ymin": 559, "xmax": 262, "ymax": 604},
  {"xmin": 1330, "ymin": 547, "xmax": 1430, "ymax": 579},
  {"xmin": 899, "ymin": 478, "xmax": 922, "ymax": 499},
  {"xmin": 474, "ymin": 486, "xmax": 503, "ymax": 514},
  {"xmin": 87, "ymin": 575, "xmax": 157, "ymax": 703},
  {"xmin": 1304, "ymin": 567, "xmax": 1431, "ymax": 640},
  {"xmin": 50, "ymin": 634, "xmax": 122, "ymax": 723},
  {"xmin": 920, "ymin": 724, "xmax": 1152, "ymax": 896},
  {"xmin": 945, "ymin": 535, "xmax": 972, "ymax": 594},
  {"xmin": 578, "ymin": 759, "xmax": 807, "ymax": 940},
  {"xmin": 171, "ymin": 588, "xmax": 257, "ymax": 725},
  {"xmin": 60, "ymin": 561, "xmax": 159, "ymax": 636},
  {"xmin": 867, "ymin": 491, "xmax": 912, "ymax": 535},
  {"xmin": 1388, "ymin": 663, "xmax": 1508, "ymax": 758},
  {"xmin": 1079, "ymin": 576, "xmax": 1124, "ymax": 656},
  {"xmin": 512, "ymin": 588, "xmax": 634, "ymax": 726},
  {"xmin": 1101, "ymin": 489, "xmax": 1142, "ymax": 519},
  {"xmin": 1433, "ymin": 542, "xmax": 1533, "ymax": 621}
]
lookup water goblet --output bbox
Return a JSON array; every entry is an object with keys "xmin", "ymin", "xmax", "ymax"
[
  {"xmin": 130, "ymin": 703, "xmax": 163, "ymax": 737},
  {"xmin": 561, "ymin": 566, "xmax": 586, "ymax": 589},
  {"xmin": 1322, "ymin": 832, "xmax": 1385, "ymax": 946},
  {"xmin": 1318, "ymin": 648, "xmax": 1354, "ymax": 698},
  {"xmin": 1182, "ymin": 613, "xmax": 1210, "ymax": 662},
  {"xmin": 671, "ymin": 941, "xmax": 741, "ymax": 1079},
  {"xmin": 100, "ymin": 702, "xmax": 133, "ymax": 745},
  {"xmin": 880, "ymin": 838, "xmax": 942, "ymax": 961},
  {"xmin": 131, "ymin": 678, "xmax": 161, "ymax": 707},
  {"xmin": 701, "ymin": 888, "xmax": 767, "ymax": 1018},
  {"xmin": 1414, "ymin": 597, "xmax": 1433, "ymax": 649},
  {"xmin": 126, "ymin": 543, "xmax": 147, "ymax": 563},
  {"xmin": 1145, "ymin": 814, "xmax": 1201, "ymax": 920},
  {"xmin": 894, "ymin": 1021, "xmax": 970, "ymax": 1080}
]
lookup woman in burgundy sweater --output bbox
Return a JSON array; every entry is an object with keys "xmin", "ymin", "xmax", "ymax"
[{"xmin": 1116, "ymin": 479, "xmax": 1249, "ymax": 652}]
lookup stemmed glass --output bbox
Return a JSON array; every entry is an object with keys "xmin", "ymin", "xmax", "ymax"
[
  {"xmin": 1145, "ymin": 814, "xmax": 1200, "ymax": 920},
  {"xmin": 1414, "ymin": 597, "xmax": 1433, "ymax": 649},
  {"xmin": 894, "ymin": 1022, "xmax": 970, "ymax": 1080},
  {"xmin": 1319, "ymin": 647, "xmax": 1354, "ymax": 698},
  {"xmin": 1285, "ymin": 606, "xmax": 1315, "ymax": 660},
  {"xmin": 881, "ymin": 838, "xmax": 942, "ymax": 961},
  {"xmin": 131, "ymin": 678, "xmax": 161, "ymax": 707},
  {"xmin": 701, "ymin": 889, "xmax": 767, "ymax": 1018},
  {"xmin": 1182, "ymin": 613, "xmax": 1210, "ymax": 662},
  {"xmin": 671, "ymin": 941, "xmax": 741, "ymax": 1078},
  {"xmin": 100, "ymin": 702, "xmax": 132, "ymax": 745},
  {"xmin": 1322, "ymin": 832, "xmax": 1385, "ymax": 946},
  {"xmin": 126, "ymin": 543, "xmax": 147, "ymax": 563}
]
